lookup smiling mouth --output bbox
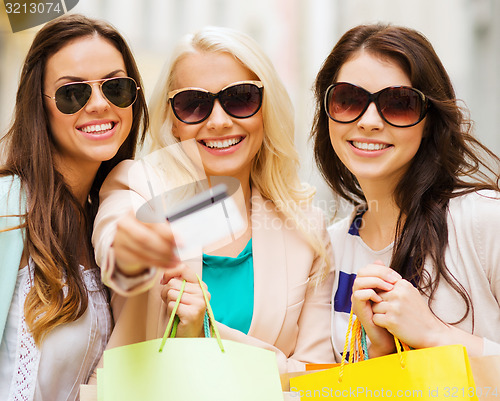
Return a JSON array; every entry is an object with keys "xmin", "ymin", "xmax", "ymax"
[
  {"xmin": 201, "ymin": 137, "xmax": 243, "ymax": 149},
  {"xmin": 79, "ymin": 122, "xmax": 115, "ymax": 134},
  {"xmin": 350, "ymin": 141, "xmax": 391, "ymax": 151}
]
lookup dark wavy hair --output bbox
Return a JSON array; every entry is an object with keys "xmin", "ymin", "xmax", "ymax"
[
  {"xmin": 313, "ymin": 24, "xmax": 500, "ymax": 326},
  {"xmin": 0, "ymin": 13, "xmax": 149, "ymax": 344}
]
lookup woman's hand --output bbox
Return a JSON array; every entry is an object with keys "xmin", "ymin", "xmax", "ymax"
[
  {"xmin": 112, "ymin": 210, "xmax": 180, "ymax": 276},
  {"xmin": 351, "ymin": 261, "xmax": 401, "ymax": 357},
  {"xmin": 354, "ymin": 261, "xmax": 485, "ymax": 357},
  {"xmin": 160, "ymin": 264, "xmax": 209, "ymax": 338},
  {"xmin": 372, "ymin": 278, "xmax": 449, "ymax": 349}
]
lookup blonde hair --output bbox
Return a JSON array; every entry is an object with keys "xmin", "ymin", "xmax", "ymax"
[{"xmin": 148, "ymin": 26, "xmax": 330, "ymax": 280}]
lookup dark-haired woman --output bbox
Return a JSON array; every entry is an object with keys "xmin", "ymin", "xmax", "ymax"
[
  {"xmin": 0, "ymin": 14, "xmax": 148, "ymax": 400},
  {"xmin": 312, "ymin": 24, "xmax": 500, "ymax": 361}
]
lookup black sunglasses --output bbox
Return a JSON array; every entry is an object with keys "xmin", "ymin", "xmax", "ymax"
[
  {"xmin": 168, "ymin": 80, "xmax": 263, "ymax": 124},
  {"xmin": 44, "ymin": 77, "xmax": 140, "ymax": 115},
  {"xmin": 325, "ymin": 82, "xmax": 429, "ymax": 128}
]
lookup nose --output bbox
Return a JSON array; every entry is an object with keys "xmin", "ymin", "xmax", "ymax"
[
  {"xmin": 206, "ymin": 100, "xmax": 233, "ymax": 130},
  {"xmin": 84, "ymin": 83, "xmax": 110, "ymax": 113},
  {"xmin": 357, "ymin": 102, "xmax": 384, "ymax": 131}
]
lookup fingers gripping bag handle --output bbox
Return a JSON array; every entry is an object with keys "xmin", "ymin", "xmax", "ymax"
[
  {"xmin": 99, "ymin": 279, "xmax": 284, "ymax": 401},
  {"xmin": 158, "ymin": 274, "xmax": 224, "ymax": 352},
  {"xmin": 290, "ymin": 307, "xmax": 478, "ymax": 400},
  {"xmin": 338, "ymin": 308, "xmax": 410, "ymax": 382}
]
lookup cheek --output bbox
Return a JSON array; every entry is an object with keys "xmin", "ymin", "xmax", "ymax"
[
  {"xmin": 46, "ymin": 104, "xmax": 73, "ymax": 138},
  {"xmin": 172, "ymin": 119, "xmax": 179, "ymax": 139},
  {"xmin": 45, "ymin": 102, "xmax": 60, "ymax": 129},
  {"xmin": 247, "ymin": 115, "xmax": 264, "ymax": 144},
  {"xmin": 328, "ymin": 121, "xmax": 344, "ymax": 151},
  {"xmin": 122, "ymin": 108, "xmax": 134, "ymax": 133},
  {"xmin": 253, "ymin": 122, "xmax": 264, "ymax": 146},
  {"xmin": 403, "ymin": 127, "xmax": 424, "ymax": 156},
  {"xmin": 172, "ymin": 124, "xmax": 198, "ymax": 142}
]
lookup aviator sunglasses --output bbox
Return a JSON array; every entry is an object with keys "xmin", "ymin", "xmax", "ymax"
[
  {"xmin": 168, "ymin": 80, "xmax": 264, "ymax": 124},
  {"xmin": 325, "ymin": 82, "xmax": 430, "ymax": 128},
  {"xmin": 44, "ymin": 77, "xmax": 140, "ymax": 115}
]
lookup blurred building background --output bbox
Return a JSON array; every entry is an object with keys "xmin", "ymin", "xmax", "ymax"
[{"xmin": 1, "ymin": 0, "xmax": 499, "ymax": 217}]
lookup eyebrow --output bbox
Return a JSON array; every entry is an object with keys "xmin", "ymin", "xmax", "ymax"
[{"xmin": 54, "ymin": 69, "xmax": 127, "ymax": 85}]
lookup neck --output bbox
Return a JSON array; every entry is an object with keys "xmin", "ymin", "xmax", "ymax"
[
  {"xmin": 358, "ymin": 179, "xmax": 401, "ymax": 250},
  {"xmin": 52, "ymin": 160, "xmax": 99, "ymax": 268},
  {"xmin": 56, "ymin": 161, "xmax": 100, "ymax": 206},
  {"xmin": 239, "ymin": 177, "xmax": 252, "ymax": 210},
  {"xmin": 207, "ymin": 175, "xmax": 252, "ymax": 221}
]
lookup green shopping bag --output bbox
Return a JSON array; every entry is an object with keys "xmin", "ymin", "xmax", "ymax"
[{"xmin": 98, "ymin": 276, "xmax": 283, "ymax": 401}]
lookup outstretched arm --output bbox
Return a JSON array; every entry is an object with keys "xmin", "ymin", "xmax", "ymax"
[{"xmin": 93, "ymin": 160, "xmax": 181, "ymax": 296}]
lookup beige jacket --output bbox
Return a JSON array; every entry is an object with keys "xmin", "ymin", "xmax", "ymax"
[{"xmin": 90, "ymin": 160, "xmax": 335, "ymax": 379}]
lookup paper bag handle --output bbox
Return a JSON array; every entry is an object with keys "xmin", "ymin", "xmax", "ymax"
[
  {"xmin": 158, "ymin": 274, "xmax": 225, "ymax": 353},
  {"xmin": 339, "ymin": 308, "xmax": 410, "ymax": 382}
]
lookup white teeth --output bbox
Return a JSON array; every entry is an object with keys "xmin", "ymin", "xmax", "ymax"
[
  {"xmin": 80, "ymin": 122, "xmax": 113, "ymax": 134},
  {"xmin": 204, "ymin": 137, "xmax": 242, "ymax": 149},
  {"xmin": 352, "ymin": 141, "xmax": 389, "ymax": 151}
]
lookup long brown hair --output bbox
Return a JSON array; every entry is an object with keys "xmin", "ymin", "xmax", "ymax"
[
  {"xmin": 313, "ymin": 24, "xmax": 500, "ymax": 326},
  {"xmin": 0, "ymin": 14, "xmax": 149, "ymax": 344}
]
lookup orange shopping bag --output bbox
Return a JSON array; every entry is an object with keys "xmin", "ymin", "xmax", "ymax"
[{"xmin": 290, "ymin": 310, "xmax": 478, "ymax": 400}]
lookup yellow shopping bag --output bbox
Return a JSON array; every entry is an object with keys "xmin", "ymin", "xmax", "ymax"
[
  {"xmin": 98, "ymin": 276, "xmax": 283, "ymax": 401},
  {"xmin": 290, "ymin": 311, "xmax": 478, "ymax": 400}
]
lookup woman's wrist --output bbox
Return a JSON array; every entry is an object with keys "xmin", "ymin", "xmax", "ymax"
[
  {"xmin": 115, "ymin": 259, "xmax": 149, "ymax": 277},
  {"xmin": 368, "ymin": 341, "xmax": 396, "ymax": 358},
  {"xmin": 426, "ymin": 323, "xmax": 484, "ymax": 357}
]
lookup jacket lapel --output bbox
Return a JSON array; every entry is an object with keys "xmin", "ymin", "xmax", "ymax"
[
  {"xmin": 247, "ymin": 189, "xmax": 287, "ymax": 344},
  {"xmin": 176, "ymin": 188, "xmax": 287, "ymax": 344},
  {"xmin": 0, "ymin": 176, "xmax": 26, "ymax": 342}
]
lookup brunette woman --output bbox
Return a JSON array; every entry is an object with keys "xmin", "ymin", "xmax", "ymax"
[
  {"xmin": 0, "ymin": 14, "xmax": 148, "ymax": 400},
  {"xmin": 313, "ymin": 24, "xmax": 500, "ymax": 360}
]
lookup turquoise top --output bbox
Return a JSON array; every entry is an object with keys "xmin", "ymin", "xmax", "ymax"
[{"xmin": 202, "ymin": 239, "xmax": 254, "ymax": 334}]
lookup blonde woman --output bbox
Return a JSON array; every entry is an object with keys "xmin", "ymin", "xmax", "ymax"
[{"xmin": 92, "ymin": 26, "xmax": 334, "ymax": 373}]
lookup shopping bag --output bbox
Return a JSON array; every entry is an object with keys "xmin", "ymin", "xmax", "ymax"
[
  {"xmin": 98, "ymin": 276, "xmax": 283, "ymax": 401},
  {"xmin": 290, "ymin": 310, "xmax": 478, "ymax": 400}
]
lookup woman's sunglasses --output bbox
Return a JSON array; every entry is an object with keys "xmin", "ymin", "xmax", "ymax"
[
  {"xmin": 44, "ymin": 77, "xmax": 140, "ymax": 115},
  {"xmin": 168, "ymin": 80, "xmax": 263, "ymax": 124},
  {"xmin": 325, "ymin": 82, "xmax": 429, "ymax": 128}
]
